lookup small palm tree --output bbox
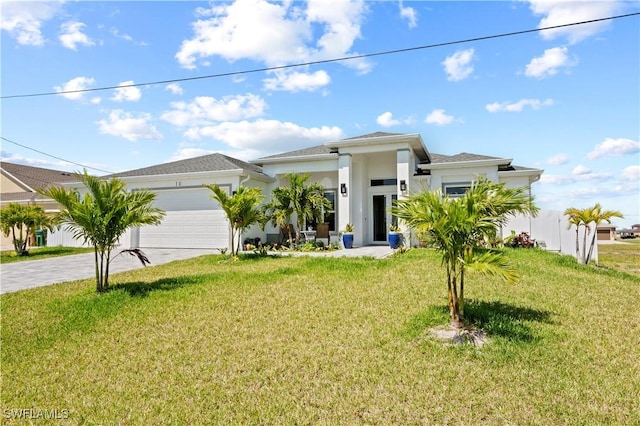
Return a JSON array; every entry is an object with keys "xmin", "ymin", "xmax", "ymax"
[
  {"xmin": 264, "ymin": 173, "xmax": 330, "ymax": 246},
  {"xmin": 565, "ymin": 203, "xmax": 623, "ymax": 265},
  {"xmin": 39, "ymin": 171, "xmax": 165, "ymax": 293},
  {"xmin": 0, "ymin": 203, "xmax": 54, "ymax": 256},
  {"xmin": 205, "ymin": 184, "xmax": 265, "ymax": 256},
  {"xmin": 392, "ymin": 178, "xmax": 537, "ymax": 328}
]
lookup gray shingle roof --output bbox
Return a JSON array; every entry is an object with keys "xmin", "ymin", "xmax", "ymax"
[
  {"xmin": 343, "ymin": 131, "xmax": 404, "ymax": 140},
  {"xmin": 1, "ymin": 162, "xmax": 80, "ymax": 191},
  {"xmin": 428, "ymin": 152, "xmax": 503, "ymax": 164},
  {"xmin": 255, "ymin": 145, "xmax": 334, "ymax": 161},
  {"xmin": 108, "ymin": 153, "xmax": 267, "ymax": 178}
]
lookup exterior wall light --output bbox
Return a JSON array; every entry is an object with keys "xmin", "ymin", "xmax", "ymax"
[
  {"xmin": 400, "ymin": 180, "xmax": 407, "ymax": 192},
  {"xmin": 340, "ymin": 183, "xmax": 347, "ymax": 195}
]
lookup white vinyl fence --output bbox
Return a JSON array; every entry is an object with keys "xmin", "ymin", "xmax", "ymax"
[{"xmin": 502, "ymin": 210, "xmax": 598, "ymax": 264}]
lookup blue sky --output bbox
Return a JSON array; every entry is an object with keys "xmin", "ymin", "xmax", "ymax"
[{"xmin": 2, "ymin": 0, "xmax": 639, "ymax": 227}]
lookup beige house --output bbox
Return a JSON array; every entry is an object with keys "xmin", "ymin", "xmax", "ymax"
[{"xmin": 0, "ymin": 162, "xmax": 78, "ymax": 248}]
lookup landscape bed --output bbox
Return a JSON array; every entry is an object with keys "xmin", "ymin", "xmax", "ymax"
[{"xmin": 1, "ymin": 248, "xmax": 639, "ymax": 424}]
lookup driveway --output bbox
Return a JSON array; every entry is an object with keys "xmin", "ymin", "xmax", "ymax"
[
  {"xmin": 0, "ymin": 248, "xmax": 216, "ymax": 294},
  {"xmin": 0, "ymin": 246, "xmax": 393, "ymax": 294}
]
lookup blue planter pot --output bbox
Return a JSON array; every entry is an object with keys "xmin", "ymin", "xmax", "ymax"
[
  {"xmin": 388, "ymin": 232, "xmax": 401, "ymax": 249},
  {"xmin": 342, "ymin": 233, "xmax": 354, "ymax": 249}
]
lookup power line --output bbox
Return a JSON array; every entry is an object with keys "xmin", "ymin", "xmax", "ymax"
[
  {"xmin": 0, "ymin": 136, "xmax": 114, "ymax": 174},
  {"xmin": 2, "ymin": 12, "xmax": 638, "ymax": 100}
]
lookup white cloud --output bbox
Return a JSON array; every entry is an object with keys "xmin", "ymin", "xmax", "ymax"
[
  {"xmin": 377, "ymin": 112, "xmax": 400, "ymax": 127},
  {"xmin": 0, "ymin": 1, "xmax": 62, "ymax": 46},
  {"xmin": 539, "ymin": 170, "xmax": 613, "ymax": 185},
  {"xmin": 59, "ymin": 21, "xmax": 94, "ymax": 50},
  {"xmin": 175, "ymin": 0, "xmax": 369, "ymax": 75},
  {"xmin": 97, "ymin": 110, "xmax": 163, "ymax": 141},
  {"xmin": 399, "ymin": 1, "xmax": 417, "ymax": 29},
  {"xmin": 620, "ymin": 165, "xmax": 640, "ymax": 182},
  {"xmin": 110, "ymin": 27, "xmax": 147, "ymax": 46},
  {"xmin": 486, "ymin": 98, "xmax": 553, "ymax": 113},
  {"xmin": 54, "ymin": 76, "xmax": 96, "ymax": 101},
  {"xmin": 162, "ymin": 93, "xmax": 266, "ymax": 127},
  {"xmin": 527, "ymin": 0, "xmax": 622, "ymax": 44},
  {"xmin": 525, "ymin": 47, "xmax": 575, "ymax": 79},
  {"xmin": 263, "ymin": 70, "xmax": 331, "ymax": 92},
  {"xmin": 425, "ymin": 109, "xmax": 455, "ymax": 126},
  {"xmin": 442, "ymin": 48, "xmax": 475, "ymax": 82},
  {"xmin": 547, "ymin": 153, "xmax": 570, "ymax": 165},
  {"xmin": 572, "ymin": 165, "xmax": 591, "ymax": 175},
  {"xmin": 587, "ymin": 138, "xmax": 640, "ymax": 159},
  {"xmin": 184, "ymin": 119, "xmax": 344, "ymax": 157},
  {"xmin": 111, "ymin": 81, "xmax": 142, "ymax": 102},
  {"xmin": 165, "ymin": 83, "xmax": 184, "ymax": 95}
]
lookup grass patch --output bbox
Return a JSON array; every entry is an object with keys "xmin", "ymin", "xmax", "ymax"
[
  {"xmin": 2, "ymin": 249, "xmax": 639, "ymax": 424},
  {"xmin": 0, "ymin": 246, "xmax": 94, "ymax": 264},
  {"xmin": 597, "ymin": 240, "xmax": 640, "ymax": 277}
]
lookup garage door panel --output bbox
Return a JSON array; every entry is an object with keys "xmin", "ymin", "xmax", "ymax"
[{"xmin": 139, "ymin": 210, "xmax": 228, "ymax": 249}]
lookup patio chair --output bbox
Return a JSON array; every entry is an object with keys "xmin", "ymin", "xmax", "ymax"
[{"xmin": 315, "ymin": 223, "xmax": 330, "ymax": 246}]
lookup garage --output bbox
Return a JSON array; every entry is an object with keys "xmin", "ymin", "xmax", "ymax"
[{"xmin": 138, "ymin": 187, "xmax": 229, "ymax": 249}]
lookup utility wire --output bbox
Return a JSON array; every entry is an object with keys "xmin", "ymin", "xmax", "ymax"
[
  {"xmin": 0, "ymin": 136, "xmax": 114, "ymax": 174},
  {"xmin": 2, "ymin": 12, "xmax": 638, "ymax": 100}
]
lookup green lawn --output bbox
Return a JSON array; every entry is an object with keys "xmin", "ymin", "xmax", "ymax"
[
  {"xmin": 1, "ymin": 249, "xmax": 639, "ymax": 424},
  {"xmin": 597, "ymin": 239, "xmax": 640, "ymax": 276},
  {"xmin": 0, "ymin": 246, "xmax": 94, "ymax": 264}
]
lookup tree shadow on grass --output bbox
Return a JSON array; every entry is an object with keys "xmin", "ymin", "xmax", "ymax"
[
  {"xmin": 110, "ymin": 275, "xmax": 206, "ymax": 298},
  {"xmin": 403, "ymin": 300, "xmax": 554, "ymax": 344},
  {"xmin": 463, "ymin": 299, "xmax": 554, "ymax": 343}
]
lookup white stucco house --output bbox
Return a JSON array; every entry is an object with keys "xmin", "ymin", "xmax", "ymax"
[{"xmin": 51, "ymin": 132, "xmax": 543, "ymax": 249}]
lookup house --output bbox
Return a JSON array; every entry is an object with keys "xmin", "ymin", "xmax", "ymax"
[
  {"xmin": 618, "ymin": 224, "xmax": 640, "ymax": 239},
  {"xmin": 596, "ymin": 224, "xmax": 617, "ymax": 241},
  {"xmin": 0, "ymin": 162, "xmax": 79, "ymax": 248},
  {"xmin": 60, "ymin": 132, "xmax": 543, "ymax": 249}
]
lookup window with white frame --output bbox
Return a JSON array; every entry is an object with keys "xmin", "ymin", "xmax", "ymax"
[
  {"xmin": 442, "ymin": 182, "xmax": 472, "ymax": 198},
  {"xmin": 323, "ymin": 190, "xmax": 337, "ymax": 231}
]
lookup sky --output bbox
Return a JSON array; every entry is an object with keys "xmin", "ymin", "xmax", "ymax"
[{"xmin": 1, "ymin": 0, "xmax": 639, "ymax": 228}]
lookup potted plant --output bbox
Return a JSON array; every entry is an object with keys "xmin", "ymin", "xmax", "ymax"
[
  {"xmin": 342, "ymin": 223, "xmax": 354, "ymax": 249},
  {"xmin": 388, "ymin": 223, "xmax": 402, "ymax": 249}
]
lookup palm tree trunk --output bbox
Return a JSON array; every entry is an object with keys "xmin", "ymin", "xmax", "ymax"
[
  {"xmin": 575, "ymin": 228, "xmax": 580, "ymax": 262},
  {"xmin": 104, "ymin": 248, "xmax": 111, "ymax": 291},
  {"xmin": 450, "ymin": 273, "xmax": 463, "ymax": 328},
  {"xmin": 581, "ymin": 226, "xmax": 589, "ymax": 264},
  {"xmin": 459, "ymin": 268, "xmax": 465, "ymax": 319},
  {"xmin": 94, "ymin": 246, "xmax": 102, "ymax": 293}
]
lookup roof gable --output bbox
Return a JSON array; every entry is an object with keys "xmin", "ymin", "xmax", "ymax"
[
  {"xmin": 108, "ymin": 153, "xmax": 267, "ymax": 178},
  {"xmin": 1, "ymin": 162, "xmax": 79, "ymax": 192}
]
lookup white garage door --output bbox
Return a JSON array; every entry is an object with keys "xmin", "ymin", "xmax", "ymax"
[{"xmin": 138, "ymin": 188, "xmax": 229, "ymax": 249}]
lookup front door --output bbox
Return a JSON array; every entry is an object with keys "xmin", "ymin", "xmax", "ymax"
[{"xmin": 371, "ymin": 193, "xmax": 397, "ymax": 243}]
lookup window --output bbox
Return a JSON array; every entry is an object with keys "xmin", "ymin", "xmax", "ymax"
[
  {"xmin": 370, "ymin": 178, "xmax": 397, "ymax": 187},
  {"xmin": 443, "ymin": 182, "xmax": 471, "ymax": 198},
  {"xmin": 323, "ymin": 190, "xmax": 337, "ymax": 231}
]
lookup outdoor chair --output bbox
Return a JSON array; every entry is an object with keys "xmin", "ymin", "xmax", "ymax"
[{"xmin": 315, "ymin": 223, "xmax": 330, "ymax": 246}]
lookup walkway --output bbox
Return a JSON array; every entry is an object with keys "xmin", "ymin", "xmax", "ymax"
[{"xmin": 0, "ymin": 246, "xmax": 393, "ymax": 294}]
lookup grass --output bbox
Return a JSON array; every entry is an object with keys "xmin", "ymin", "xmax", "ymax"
[
  {"xmin": 1, "ymin": 248, "xmax": 639, "ymax": 424},
  {"xmin": 0, "ymin": 246, "xmax": 94, "ymax": 264},
  {"xmin": 597, "ymin": 239, "xmax": 640, "ymax": 276}
]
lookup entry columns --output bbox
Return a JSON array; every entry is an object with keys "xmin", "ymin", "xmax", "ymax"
[{"xmin": 338, "ymin": 153, "xmax": 352, "ymax": 232}]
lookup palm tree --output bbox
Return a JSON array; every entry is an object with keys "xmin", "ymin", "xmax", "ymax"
[
  {"xmin": 0, "ymin": 203, "xmax": 54, "ymax": 256},
  {"xmin": 565, "ymin": 204, "xmax": 623, "ymax": 265},
  {"xmin": 39, "ymin": 171, "xmax": 165, "ymax": 293},
  {"xmin": 264, "ymin": 173, "xmax": 330, "ymax": 246},
  {"xmin": 262, "ymin": 186, "xmax": 294, "ymax": 246},
  {"xmin": 205, "ymin": 184, "xmax": 265, "ymax": 256},
  {"xmin": 392, "ymin": 178, "xmax": 538, "ymax": 328}
]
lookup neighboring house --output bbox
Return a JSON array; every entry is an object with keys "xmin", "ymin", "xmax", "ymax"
[
  {"xmin": 596, "ymin": 224, "xmax": 617, "ymax": 241},
  {"xmin": 618, "ymin": 224, "xmax": 640, "ymax": 239},
  {"xmin": 58, "ymin": 132, "xmax": 543, "ymax": 249},
  {"xmin": 0, "ymin": 162, "xmax": 79, "ymax": 248}
]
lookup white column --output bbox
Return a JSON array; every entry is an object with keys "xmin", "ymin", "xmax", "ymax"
[
  {"xmin": 396, "ymin": 149, "xmax": 411, "ymax": 198},
  {"xmin": 338, "ymin": 153, "xmax": 352, "ymax": 231}
]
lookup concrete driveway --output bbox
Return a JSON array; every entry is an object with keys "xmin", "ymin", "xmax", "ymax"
[
  {"xmin": 0, "ymin": 246, "xmax": 393, "ymax": 294},
  {"xmin": 0, "ymin": 248, "xmax": 216, "ymax": 294}
]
